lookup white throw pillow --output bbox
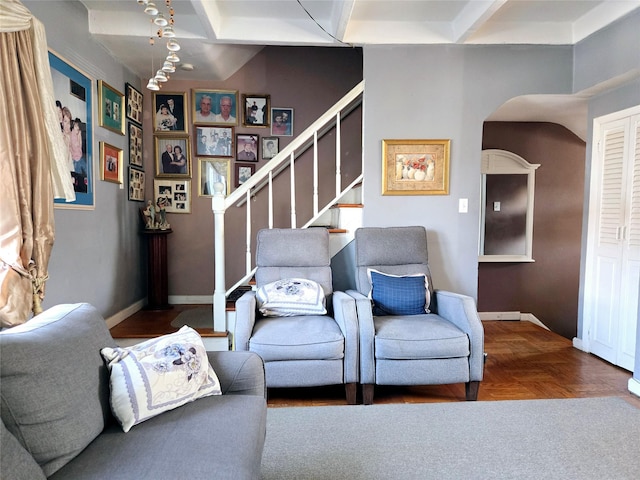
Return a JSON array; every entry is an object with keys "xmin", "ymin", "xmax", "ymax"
[
  {"xmin": 256, "ymin": 278, "xmax": 327, "ymax": 317},
  {"xmin": 101, "ymin": 326, "xmax": 221, "ymax": 432}
]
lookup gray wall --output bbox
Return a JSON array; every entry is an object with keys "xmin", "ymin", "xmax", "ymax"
[
  {"xmin": 24, "ymin": 1, "xmax": 145, "ymax": 317},
  {"xmin": 362, "ymin": 44, "xmax": 573, "ymax": 297}
]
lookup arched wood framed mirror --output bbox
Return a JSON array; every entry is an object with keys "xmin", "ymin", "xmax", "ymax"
[{"xmin": 479, "ymin": 149, "xmax": 540, "ymax": 262}]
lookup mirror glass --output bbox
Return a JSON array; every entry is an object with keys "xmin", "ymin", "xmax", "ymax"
[{"xmin": 479, "ymin": 150, "xmax": 540, "ymax": 262}]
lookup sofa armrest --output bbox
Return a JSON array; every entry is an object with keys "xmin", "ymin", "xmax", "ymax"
[
  {"xmin": 234, "ymin": 290, "xmax": 257, "ymax": 351},
  {"xmin": 332, "ymin": 291, "xmax": 359, "ymax": 384},
  {"xmin": 346, "ymin": 289, "xmax": 376, "ymax": 385},
  {"xmin": 433, "ymin": 290, "xmax": 484, "ymax": 382},
  {"xmin": 206, "ymin": 351, "xmax": 266, "ymax": 399}
]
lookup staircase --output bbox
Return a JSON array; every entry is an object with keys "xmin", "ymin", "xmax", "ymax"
[{"xmin": 210, "ymin": 81, "xmax": 365, "ymax": 345}]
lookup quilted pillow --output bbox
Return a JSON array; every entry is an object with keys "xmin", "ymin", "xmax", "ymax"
[
  {"xmin": 367, "ymin": 269, "xmax": 431, "ymax": 316},
  {"xmin": 101, "ymin": 326, "xmax": 221, "ymax": 432},
  {"xmin": 256, "ymin": 278, "xmax": 327, "ymax": 316}
]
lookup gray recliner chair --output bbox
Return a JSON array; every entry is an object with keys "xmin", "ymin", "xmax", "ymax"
[
  {"xmin": 347, "ymin": 226, "xmax": 484, "ymax": 404},
  {"xmin": 234, "ymin": 228, "xmax": 359, "ymax": 404}
]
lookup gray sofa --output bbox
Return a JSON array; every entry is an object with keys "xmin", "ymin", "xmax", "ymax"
[{"xmin": 0, "ymin": 303, "xmax": 267, "ymax": 480}]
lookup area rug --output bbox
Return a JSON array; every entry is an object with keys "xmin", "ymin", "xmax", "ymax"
[
  {"xmin": 260, "ymin": 397, "xmax": 640, "ymax": 480},
  {"xmin": 170, "ymin": 307, "xmax": 213, "ymax": 329}
]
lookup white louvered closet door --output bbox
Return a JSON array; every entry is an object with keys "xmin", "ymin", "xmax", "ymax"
[{"xmin": 585, "ymin": 110, "xmax": 640, "ymax": 371}]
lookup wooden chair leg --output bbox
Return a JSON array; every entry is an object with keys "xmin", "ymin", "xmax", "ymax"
[
  {"xmin": 465, "ymin": 381, "xmax": 480, "ymax": 401},
  {"xmin": 362, "ymin": 384, "xmax": 374, "ymax": 405},
  {"xmin": 345, "ymin": 383, "xmax": 357, "ymax": 405}
]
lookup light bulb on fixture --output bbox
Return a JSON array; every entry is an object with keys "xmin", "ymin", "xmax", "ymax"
[
  {"xmin": 155, "ymin": 69, "xmax": 168, "ymax": 82},
  {"xmin": 144, "ymin": 2, "xmax": 158, "ymax": 15},
  {"xmin": 162, "ymin": 25, "xmax": 175, "ymax": 37},
  {"xmin": 154, "ymin": 12, "xmax": 168, "ymax": 26},
  {"xmin": 162, "ymin": 61, "xmax": 176, "ymax": 73},
  {"xmin": 166, "ymin": 52, "xmax": 180, "ymax": 63},
  {"xmin": 146, "ymin": 78, "xmax": 160, "ymax": 91},
  {"xmin": 137, "ymin": 0, "xmax": 149, "ymax": 5},
  {"xmin": 166, "ymin": 39, "xmax": 180, "ymax": 51}
]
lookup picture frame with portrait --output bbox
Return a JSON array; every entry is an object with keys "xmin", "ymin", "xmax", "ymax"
[
  {"xmin": 128, "ymin": 167, "xmax": 145, "ymax": 202},
  {"xmin": 98, "ymin": 80, "xmax": 125, "ymax": 135},
  {"xmin": 154, "ymin": 136, "xmax": 191, "ymax": 178},
  {"xmin": 236, "ymin": 133, "xmax": 259, "ymax": 162},
  {"xmin": 262, "ymin": 136, "xmax": 279, "ymax": 159},
  {"xmin": 192, "ymin": 89, "xmax": 238, "ymax": 125},
  {"xmin": 154, "ymin": 179, "xmax": 191, "ymax": 213},
  {"xmin": 271, "ymin": 107, "xmax": 293, "ymax": 136},
  {"xmin": 198, "ymin": 158, "xmax": 231, "ymax": 197},
  {"xmin": 100, "ymin": 141, "xmax": 123, "ymax": 185},
  {"xmin": 49, "ymin": 49, "xmax": 94, "ymax": 209},
  {"xmin": 125, "ymin": 83, "xmax": 143, "ymax": 125},
  {"xmin": 128, "ymin": 122, "xmax": 143, "ymax": 167},
  {"xmin": 235, "ymin": 163, "xmax": 256, "ymax": 187},
  {"xmin": 242, "ymin": 94, "xmax": 270, "ymax": 127},
  {"xmin": 152, "ymin": 91, "xmax": 188, "ymax": 134},
  {"xmin": 194, "ymin": 125, "xmax": 234, "ymax": 157}
]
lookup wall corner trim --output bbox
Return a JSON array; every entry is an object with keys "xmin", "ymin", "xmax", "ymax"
[{"xmin": 628, "ymin": 377, "xmax": 640, "ymax": 398}]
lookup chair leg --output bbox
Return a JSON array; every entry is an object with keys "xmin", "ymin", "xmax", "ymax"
[
  {"xmin": 345, "ymin": 383, "xmax": 357, "ymax": 405},
  {"xmin": 465, "ymin": 381, "xmax": 480, "ymax": 401},
  {"xmin": 362, "ymin": 384, "xmax": 374, "ymax": 405}
]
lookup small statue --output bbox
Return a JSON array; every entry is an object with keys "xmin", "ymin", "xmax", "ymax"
[
  {"xmin": 156, "ymin": 196, "xmax": 169, "ymax": 230},
  {"xmin": 143, "ymin": 200, "xmax": 156, "ymax": 229}
]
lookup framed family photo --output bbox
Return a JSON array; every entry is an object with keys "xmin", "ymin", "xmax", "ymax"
[
  {"xmin": 154, "ymin": 179, "xmax": 191, "ymax": 213},
  {"xmin": 192, "ymin": 88, "xmax": 238, "ymax": 125},
  {"xmin": 152, "ymin": 91, "xmax": 188, "ymax": 134},
  {"xmin": 100, "ymin": 142, "xmax": 123, "ymax": 185},
  {"xmin": 194, "ymin": 125, "xmax": 234, "ymax": 157},
  {"xmin": 236, "ymin": 133, "xmax": 259, "ymax": 162},
  {"xmin": 49, "ymin": 50, "xmax": 94, "ymax": 209},
  {"xmin": 271, "ymin": 107, "xmax": 293, "ymax": 136},
  {"xmin": 235, "ymin": 163, "xmax": 256, "ymax": 187},
  {"xmin": 198, "ymin": 158, "xmax": 231, "ymax": 197},
  {"xmin": 262, "ymin": 136, "xmax": 279, "ymax": 159},
  {"xmin": 98, "ymin": 80, "xmax": 125, "ymax": 135},
  {"xmin": 154, "ymin": 136, "xmax": 191, "ymax": 178},
  {"xmin": 125, "ymin": 82, "xmax": 143, "ymax": 125},
  {"xmin": 242, "ymin": 94, "xmax": 270, "ymax": 127},
  {"xmin": 381, "ymin": 139, "xmax": 450, "ymax": 196},
  {"xmin": 128, "ymin": 167, "xmax": 145, "ymax": 202},
  {"xmin": 128, "ymin": 122, "xmax": 143, "ymax": 167}
]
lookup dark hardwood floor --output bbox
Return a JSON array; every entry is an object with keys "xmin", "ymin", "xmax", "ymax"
[{"xmin": 110, "ymin": 306, "xmax": 640, "ymax": 408}]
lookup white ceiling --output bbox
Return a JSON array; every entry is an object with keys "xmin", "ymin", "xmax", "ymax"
[{"xmin": 76, "ymin": 0, "xmax": 640, "ymax": 139}]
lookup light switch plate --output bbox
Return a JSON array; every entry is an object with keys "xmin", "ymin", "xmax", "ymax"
[{"xmin": 459, "ymin": 198, "xmax": 468, "ymax": 213}]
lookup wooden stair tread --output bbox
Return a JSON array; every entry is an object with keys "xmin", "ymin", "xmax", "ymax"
[
  {"xmin": 328, "ymin": 228, "xmax": 348, "ymax": 233},
  {"xmin": 331, "ymin": 203, "xmax": 363, "ymax": 208}
]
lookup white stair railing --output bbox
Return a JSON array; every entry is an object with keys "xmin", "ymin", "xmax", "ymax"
[{"xmin": 210, "ymin": 81, "xmax": 364, "ymax": 332}]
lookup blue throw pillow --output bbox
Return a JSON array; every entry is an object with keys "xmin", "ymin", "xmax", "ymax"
[{"xmin": 368, "ymin": 269, "xmax": 430, "ymax": 316}]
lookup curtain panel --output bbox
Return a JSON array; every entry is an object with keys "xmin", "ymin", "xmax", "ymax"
[{"xmin": 0, "ymin": 0, "xmax": 74, "ymax": 327}]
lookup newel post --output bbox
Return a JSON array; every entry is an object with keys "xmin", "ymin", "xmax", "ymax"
[{"xmin": 212, "ymin": 183, "xmax": 227, "ymax": 333}]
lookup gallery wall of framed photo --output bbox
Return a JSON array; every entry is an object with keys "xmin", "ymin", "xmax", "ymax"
[{"xmin": 83, "ymin": 74, "xmax": 295, "ymax": 215}]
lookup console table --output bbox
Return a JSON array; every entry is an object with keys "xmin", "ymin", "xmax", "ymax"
[{"xmin": 143, "ymin": 229, "xmax": 172, "ymax": 310}]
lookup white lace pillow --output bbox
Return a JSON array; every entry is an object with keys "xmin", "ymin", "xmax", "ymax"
[
  {"xmin": 256, "ymin": 278, "xmax": 327, "ymax": 317},
  {"xmin": 101, "ymin": 326, "xmax": 222, "ymax": 432}
]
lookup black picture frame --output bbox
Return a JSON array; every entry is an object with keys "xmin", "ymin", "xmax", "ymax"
[
  {"xmin": 236, "ymin": 133, "xmax": 259, "ymax": 162},
  {"xmin": 242, "ymin": 94, "xmax": 270, "ymax": 127},
  {"xmin": 125, "ymin": 82, "xmax": 143, "ymax": 125}
]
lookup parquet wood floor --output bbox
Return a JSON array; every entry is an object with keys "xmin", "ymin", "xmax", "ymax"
[{"xmin": 111, "ymin": 308, "xmax": 640, "ymax": 408}]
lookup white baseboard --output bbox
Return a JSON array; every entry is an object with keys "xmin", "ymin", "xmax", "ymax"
[
  {"xmin": 572, "ymin": 337, "xmax": 588, "ymax": 352},
  {"xmin": 168, "ymin": 295, "xmax": 212, "ymax": 305},
  {"xmin": 105, "ymin": 299, "xmax": 146, "ymax": 329},
  {"xmin": 479, "ymin": 311, "xmax": 549, "ymax": 330},
  {"xmin": 628, "ymin": 377, "xmax": 640, "ymax": 398}
]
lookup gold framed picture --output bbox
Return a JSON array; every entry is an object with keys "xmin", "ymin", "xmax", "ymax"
[
  {"xmin": 98, "ymin": 80, "xmax": 125, "ymax": 135},
  {"xmin": 100, "ymin": 141, "xmax": 123, "ymax": 184},
  {"xmin": 381, "ymin": 139, "xmax": 450, "ymax": 195},
  {"xmin": 198, "ymin": 158, "xmax": 230, "ymax": 197}
]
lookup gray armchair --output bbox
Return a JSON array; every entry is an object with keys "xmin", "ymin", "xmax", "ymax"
[
  {"xmin": 234, "ymin": 228, "xmax": 359, "ymax": 404},
  {"xmin": 347, "ymin": 226, "xmax": 484, "ymax": 404}
]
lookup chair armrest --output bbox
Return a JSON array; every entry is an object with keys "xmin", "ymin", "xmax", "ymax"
[
  {"xmin": 206, "ymin": 351, "xmax": 266, "ymax": 398},
  {"xmin": 346, "ymin": 289, "xmax": 376, "ymax": 384},
  {"xmin": 234, "ymin": 290, "xmax": 257, "ymax": 351},
  {"xmin": 332, "ymin": 291, "xmax": 359, "ymax": 384},
  {"xmin": 433, "ymin": 290, "xmax": 484, "ymax": 381}
]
